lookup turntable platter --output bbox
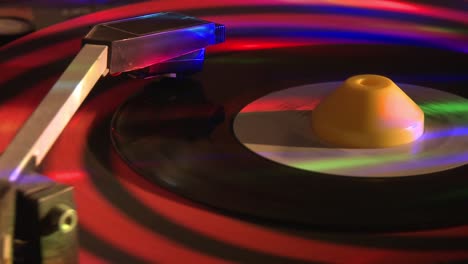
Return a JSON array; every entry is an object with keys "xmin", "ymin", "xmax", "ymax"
[{"xmin": 1, "ymin": 1, "xmax": 468, "ymax": 263}]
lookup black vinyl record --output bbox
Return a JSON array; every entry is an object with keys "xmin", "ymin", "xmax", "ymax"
[{"xmin": 111, "ymin": 44, "xmax": 468, "ymax": 230}]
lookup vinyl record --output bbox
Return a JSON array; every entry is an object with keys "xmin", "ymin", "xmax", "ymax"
[
  {"xmin": 111, "ymin": 43, "xmax": 468, "ymax": 229},
  {"xmin": 2, "ymin": 1, "xmax": 468, "ymax": 263}
]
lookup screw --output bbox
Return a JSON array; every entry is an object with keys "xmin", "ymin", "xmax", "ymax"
[{"xmin": 45, "ymin": 204, "xmax": 77, "ymax": 234}]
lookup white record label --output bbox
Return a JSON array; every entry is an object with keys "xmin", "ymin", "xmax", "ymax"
[{"xmin": 233, "ymin": 82, "xmax": 468, "ymax": 177}]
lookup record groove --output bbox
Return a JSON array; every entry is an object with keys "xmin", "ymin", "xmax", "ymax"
[
  {"xmin": 88, "ymin": 113, "xmax": 318, "ymax": 263},
  {"xmin": 111, "ymin": 45, "xmax": 468, "ymax": 229}
]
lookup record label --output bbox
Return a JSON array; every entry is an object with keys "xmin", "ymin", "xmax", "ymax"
[{"xmin": 234, "ymin": 82, "xmax": 468, "ymax": 177}]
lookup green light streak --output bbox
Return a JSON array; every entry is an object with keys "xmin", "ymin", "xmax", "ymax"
[
  {"xmin": 420, "ymin": 101, "xmax": 468, "ymax": 116},
  {"xmin": 419, "ymin": 25, "xmax": 468, "ymax": 35},
  {"xmin": 294, "ymin": 152, "xmax": 414, "ymax": 171}
]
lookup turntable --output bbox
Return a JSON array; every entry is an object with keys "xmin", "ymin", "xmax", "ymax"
[{"xmin": 0, "ymin": 1, "xmax": 467, "ymax": 263}]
